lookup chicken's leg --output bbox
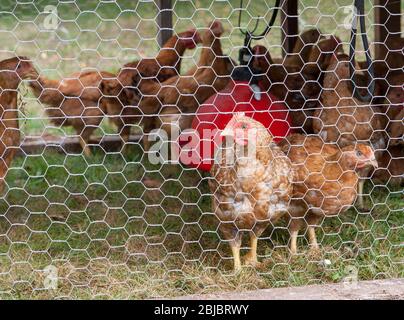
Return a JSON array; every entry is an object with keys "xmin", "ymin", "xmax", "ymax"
[
  {"xmin": 308, "ymin": 227, "xmax": 318, "ymax": 249},
  {"xmin": 141, "ymin": 118, "xmax": 155, "ymax": 152},
  {"xmin": 290, "ymin": 230, "xmax": 299, "ymax": 255},
  {"xmin": 289, "ymin": 217, "xmax": 303, "ymax": 255},
  {"xmin": 79, "ymin": 126, "xmax": 95, "ymax": 157},
  {"xmin": 356, "ymin": 179, "xmax": 366, "ymax": 211},
  {"xmin": 306, "ymin": 213, "xmax": 320, "ymax": 251},
  {"xmin": 119, "ymin": 125, "xmax": 131, "ymax": 154},
  {"xmin": 244, "ymin": 233, "xmax": 259, "ymax": 266},
  {"xmin": 79, "ymin": 136, "xmax": 91, "ymax": 157},
  {"xmin": 230, "ymin": 241, "xmax": 241, "ymax": 272}
]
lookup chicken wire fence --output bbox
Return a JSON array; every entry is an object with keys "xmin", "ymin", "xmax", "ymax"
[{"xmin": 0, "ymin": 0, "xmax": 402, "ymax": 299}]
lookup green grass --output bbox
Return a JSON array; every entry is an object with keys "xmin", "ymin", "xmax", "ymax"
[
  {"xmin": 0, "ymin": 146, "xmax": 402, "ymax": 299},
  {"xmin": 0, "ymin": 0, "xmax": 403, "ymax": 299}
]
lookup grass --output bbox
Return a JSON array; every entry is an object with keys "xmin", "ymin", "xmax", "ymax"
[
  {"xmin": 0, "ymin": 0, "xmax": 403, "ymax": 299},
  {"xmin": 0, "ymin": 146, "xmax": 402, "ymax": 299}
]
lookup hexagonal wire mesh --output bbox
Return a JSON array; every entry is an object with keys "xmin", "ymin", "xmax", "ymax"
[{"xmin": 0, "ymin": 0, "xmax": 402, "ymax": 299}]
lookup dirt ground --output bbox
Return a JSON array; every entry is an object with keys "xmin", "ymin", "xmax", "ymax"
[{"xmin": 177, "ymin": 278, "xmax": 404, "ymax": 300}]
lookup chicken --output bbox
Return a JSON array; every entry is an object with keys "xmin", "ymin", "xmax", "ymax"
[
  {"xmin": 385, "ymin": 37, "xmax": 404, "ymax": 71},
  {"xmin": 251, "ymin": 45, "xmax": 303, "ymax": 98},
  {"xmin": 361, "ymin": 37, "xmax": 404, "ymax": 83},
  {"xmin": 372, "ymin": 83, "xmax": 403, "ymax": 186},
  {"xmin": 27, "ymin": 67, "xmax": 113, "ymax": 156},
  {"xmin": 387, "ymin": 108, "xmax": 403, "ymax": 147},
  {"xmin": 270, "ymin": 29, "xmax": 323, "ymax": 67},
  {"xmin": 314, "ymin": 54, "xmax": 386, "ymax": 148},
  {"xmin": 111, "ymin": 28, "xmax": 202, "ymax": 90},
  {"xmin": 301, "ymin": 36, "xmax": 342, "ymax": 76},
  {"xmin": 312, "ymin": 53, "xmax": 386, "ymax": 210},
  {"xmin": 69, "ymin": 28, "xmax": 202, "ymax": 100},
  {"xmin": 154, "ymin": 28, "xmax": 202, "ymax": 79},
  {"xmin": 26, "ymin": 29, "xmax": 201, "ymax": 156},
  {"xmin": 137, "ymin": 20, "xmax": 230, "ymax": 151},
  {"xmin": 252, "ymin": 36, "xmax": 342, "ymax": 133},
  {"xmin": 252, "ymin": 29, "xmax": 326, "ymax": 92},
  {"xmin": 0, "ymin": 56, "xmax": 34, "ymax": 192},
  {"xmin": 279, "ymin": 134, "xmax": 378, "ymax": 254},
  {"xmin": 283, "ymin": 28, "xmax": 323, "ymax": 69},
  {"xmin": 52, "ymin": 70, "xmax": 115, "ymax": 101},
  {"xmin": 209, "ymin": 113, "xmax": 293, "ymax": 271},
  {"xmin": 99, "ymin": 29, "xmax": 202, "ymax": 146},
  {"xmin": 383, "ymin": 73, "xmax": 404, "ymax": 147},
  {"xmin": 293, "ymin": 35, "xmax": 343, "ymax": 132},
  {"xmin": 372, "ymin": 145, "xmax": 403, "ymax": 187}
]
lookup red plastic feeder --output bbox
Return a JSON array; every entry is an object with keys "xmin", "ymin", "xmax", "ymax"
[{"xmin": 178, "ymin": 80, "xmax": 292, "ymax": 171}]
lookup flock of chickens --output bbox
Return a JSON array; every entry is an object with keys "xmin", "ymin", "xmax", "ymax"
[{"xmin": 0, "ymin": 20, "xmax": 403, "ymax": 271}]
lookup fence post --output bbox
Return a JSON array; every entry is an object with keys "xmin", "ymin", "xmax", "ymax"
[
  {"xmin": 281, "ymin": 0, "xmax": 299, "ymax": 56},
  {"xmin": 156, "ymin": 0, "xmax": 173, "ymax": 48},
  {"xmin": 374, "ymin": 0, "xmax": 402, "ymax": 61}
]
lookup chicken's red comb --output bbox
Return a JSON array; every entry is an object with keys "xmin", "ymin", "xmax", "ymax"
[
  {"xmin": 318, "ymin": 35, "xmax": 342, "ymax": 52},
  {"xmin": 191, "ymin": 29, "xmax": 202, "ymax": 43},
  {"xmin": 210, "ymin": 20, "xmax": 224, "ymax": 37},
  {"xmin": 252, "ymin": 45, "xmax": 267, "ymax": 56},
  {"xmin": 179, "ymin": 29, "xmax": 201, "ymax": 42}
]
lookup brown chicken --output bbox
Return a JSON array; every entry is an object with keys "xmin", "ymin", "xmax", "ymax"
[
  {"xmin": 387, "ymin": 108, "xmax": 403, "ymax": 146},
  {"xmin": 252, "ymin": 35, "xmax": 342, "ymax": 133},
  {"xmin": 252, "ymin": 29, "xmax": 328, "ymax": 93},
  {"xmin": 312, "ymin": 53, "xmax": 386, "ymax": 209},
  {"xmin": 270, "ymin": 29, "xmax": 323, "ymax": 68},
  {"xmin": 361, "ymin": 37, "xmax": 404, "ymax": 84},
  {"xmin": 0, "ymin": 56, "xmax": 34, "ymax": 192},
  {"xmin": 153, "ymin": 28, "xmax": 202, "ymax": 79},
  {"xmin": 283, "ymin": 28, "xmax": 323, "ymax": 69},
  {"xmin": 27, "ymin": 67, "xmax": 113, "ymax": 156},
  {"xmin": 372, "ymin": 82, "xmax": 403, "ymax": 186},
  {"xmin": 383, "ymin": 73, "xmax": 404, "ymax": 146},
  {"xmin": 313, "ymin": 54, "xmax": 386, "ymax": 147},
  {"xmin": 27, "ymin": 29, "xmax": 201, "ymax": 156},
  {"xmin": 372, "ymin": 145, "xmax": 403, "ymax": 187},
  {"xmin": 50, "ymin": 69, "xmax": 115, "ymax": 102},
  {"xmin": 67, "ymin": 29, "xmax": 202, "ymax": 100},
  {"xmin": 136, "ymin": 20, "xmax": 230, "ymax": 151},
  {"xmin": 295, "ymin": 35, "xmax": 344, "ymax": 132},
  {"xmin": 209, "ymin": 113, "xmax": 293, "ymax": 271},
  {"xmin": 252, "ymin": 44, "xmax": 302, "ymax": 94},
  {"xmin": 385, "ymin": 37, "xmax": 404, "ymax": 71},
  {"xmin": 279, "ymin": 134, "xmax": 378, "ymax": 254},
  {"xmin": 99, "ymin": 29, "xmax": 202, "ymax": 146}
]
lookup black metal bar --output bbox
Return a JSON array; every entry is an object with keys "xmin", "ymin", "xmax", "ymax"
[
  {"xmin": 349, "ymin": 0, "xmax": 375, "ymax": 102},
  {"xmin": 280, "ymin": 0, "xmax": 299, "ymax": 56},
  {"xmin": 374, "ymin": 0, "xmax": 402, "ymax": 61},
  {"xmin": 156, "ymin": 0, "xmax": 173, "ymax": 48}
]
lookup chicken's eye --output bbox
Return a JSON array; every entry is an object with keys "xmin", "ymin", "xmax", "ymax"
[{"xmin": 356, "ymin": 150, "xmax": 363, "ymax": 157}]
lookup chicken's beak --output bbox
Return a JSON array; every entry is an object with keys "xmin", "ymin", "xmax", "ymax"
[
  {"xmin": 370, "ymin": 157, "xmax": 378, "ymax": 168},
  {"xmin": 220, "ymin": 127, "xmax": 233, "ymax": 137}
]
